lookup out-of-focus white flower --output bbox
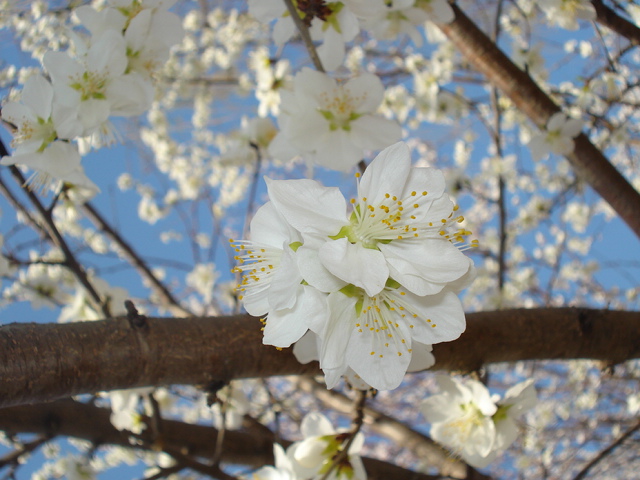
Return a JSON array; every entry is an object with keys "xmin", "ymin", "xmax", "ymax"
[
  {"xmin": 422, "ymin": 376, "xmax": 499, "ymax": 467},
  {"xmin": 421, "ymin": 376, "xmax": 537, "ymax": 468},
  {"xmin": 219, "ymin": 117, "xmax": 278, "ymax": 166},
  {"xmin": 0, "ymin": 74, "xmax": 97, "ymax": 192},
  {"xmin": 248, "ymin": 0, "xmax": 360, "ymax": 71},
  {"xmin": 249, "ymin": 48, "xmax": 292, "ymax": 118},
  {"xmin": 210, "ymin": 384, "xmax": 251, "ymax": 431},
  {"xmin": 492, "ymin": 379, "xmax": 538, "ymax": 455},
  {"xmin": 536, "ymin": 0, "xmax": 596, "ymax": 30},
  {"xmin": 527, "ymin": 112, "xmax": 583, "ymax": 160},
  {"xmin": 58, "ymin": 278, "xmax": 129, "ymax": 322},
  {"xmin": 269, "ymin": 68, "xmax": 402, "ymax": 172},
  {"xmin": 61, "ymin": 456, "xmax": 96, "ymax": 480},
  {"xmin": 123, "ymin": 6, "xmax": 184, "ymax": 78},
  {"xmin": 287, "ymin": 413, "xmax": 366, "ymax": 480},
  {"xmin": 138, "ymin": 193, "xmax": 166, "ymax": 224},
  {"xmin": 362, "ymin": 0, "xmax": 428, "ymax": 46},
  {"xmin": 186, "ymin": 263, "xmax": 219, "ymax": 304},
  {"xmin": 43, "ymin": 29, "xmax": 153, "ymax": 135},
  {"xmin": 415, "ymin": 0, "xmax": 455, "ymax": 23},
  {"xmin": 1, "ymin": 141, "xmax": 97, "ymax": 193},
  {"xmin": 249, "ymin": 444, "xmax": 298, "ymax": 480},
  {"xmin": 108, "ymin": 387, "xmax": 154, "ymax": 434},
  {"xmin": 5, "ymin": 258, "xmax": 71, "ymax": 310}
]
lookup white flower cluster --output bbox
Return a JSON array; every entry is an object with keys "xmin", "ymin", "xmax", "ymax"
[
  {"xmin": 231, "ymin": 142, "xmax": 476, "ymax": 391},
  {"xmin": 0, "ymin": 0, "xmax": 184, "ymax": 194},
  {"xmin": 536, "ymin": 0, "xmax": 596, "ymax": 30},
  {"xmin": 421, "ymin": 376, "xmax": 538, "ymax": 468},
  {"xmin": 249, "ymin": 413, "xmax": 366, "ymax": 480},
  {"xmin": 527, "ymin": 112, "xmax": 583, "ymax": 161},
  {"xmin": 248, "ymin": 0, "xmax": 454, "ymax": 71}
]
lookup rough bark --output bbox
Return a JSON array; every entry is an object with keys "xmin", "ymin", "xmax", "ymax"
[
  {"xmin": 0, "ymin": 399, "xmax": 456, "ymax": 480},
  {"xmin": 0, "ymin": 308, "xmax": 638, "ymax": 408},
  {"xmin": 437, "ymin": 4, "xmax": 640, "ymax": 240}
]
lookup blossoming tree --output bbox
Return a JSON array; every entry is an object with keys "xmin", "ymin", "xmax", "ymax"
[{"xmin": 0, "ymin": 0, "xmax": 638, "ymax": 479}]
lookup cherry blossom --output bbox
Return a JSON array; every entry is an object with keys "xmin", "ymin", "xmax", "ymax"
[
  {"xmin": 269, "ymin": 69, "xmax": 401, "ymax": 172},
  {"xmin": 287, "ymin": 413, "xmax": 366, "ymax": 480},
  {"xmin": 266, "ymin": 142, "xmax": 474, "ymax": 297},
  {"xmin": 421, "ymin": 376, "xmax": 537, "ymax": 468},
  {"xmin": 536, "ymin": 0, "xmax": 596, "ymax": 30},
  {"xmin": 527, "ymin": 112, "xmax": 583, "ymax": 160},
  {"xmin": 248, "ymin": 444, "xmax": 298, "ymax": 480},
  {"xmin": 0, "ymin": 74, "xmax": 97, "ymax": 191},
  {"xmin": 248, "ymin": 0, "xmax": 361, "ymax": 71}
]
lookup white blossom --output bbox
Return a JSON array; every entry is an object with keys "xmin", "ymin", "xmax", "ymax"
[
  {"xmin": 269, "ymin": 69, "xmax": 402, "ymax": 172},
  {"xmin": 536, "ymin": 0, "xmax": 596, "ymax": 30},
  {"xmin": 422, "ymin": 376, "xmax": 537, "ymax": 468},
  {"xmin": 527, "ymin": 112, "xmax": 583, "ymax": 160},
  {"xmin": 287, "ymin": 413, "xmax": 366, "ymax": 480}
]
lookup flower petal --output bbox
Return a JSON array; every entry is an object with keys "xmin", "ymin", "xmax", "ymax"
[
  {"xmin": 320, "ymin": 238, "xmax": 389, "ymax": 297},
  {"xmin": 359, "ymin": 142, "xmax": 411, "ymax": 207},
  {"xmin": 265, "ymin": 177, "xmax": 347, "ymax": 237},
  {"xmin": 401, "ymin": 289, "xmax": 466, "ymax": 345},
  {"xmin": 345, "ymin": 322, "xmax": 412, "ymax": 390}
]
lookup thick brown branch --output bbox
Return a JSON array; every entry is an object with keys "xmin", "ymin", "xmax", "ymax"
[
  {"xmin": 0, "ymin": 399, "xmax": 274, "ymax": 466},
  {"xmin": 0, "ymin": 308, "xmax": 638, "ymax": 408},
  {"xmin": 437, "ymin": 4, "xmax": 640, "ymax": 239},
  {"xmin": 592, "ymin": 0, "xmax": 640, "ymax": 46},
  {"xmin": 0, "ymin": 400, "xmax": 448, "ymax": 480}
]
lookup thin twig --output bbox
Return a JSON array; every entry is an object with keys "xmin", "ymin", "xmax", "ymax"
[
  {"xmin": 572, "ymin": 418, "xmax": 640, "ymax": 480},
  {"xmin": 242, "ymin": 143, "xmax": 263, "ymax": 239},
  {"xmin": 282, "ymin": 0, "xmax": 325, "ymax": 72},
  {"xmin": 82, "ymin": 201, "xmax": 192, "ymax": 317},
  {"xmin": 7, "ymin": 165, "xmax": 111, "ymax": 317},
  {"xmin": 318, "ymin": 390, "xmax": 367, "ymax": 480},
  {"xmin": 0, "ymin": 436, "xmax": 50, "ymax": 468},
  {"xmin": 490, "ymin": 0, "xmax": 507, "ymax": 299},
  {"xmin": 436, "ymin": 4, "xmax": 640, "ymax": 240},
  {"xmin": 211, "ymin": 389, "xmax": 228, "ymax": 466}
]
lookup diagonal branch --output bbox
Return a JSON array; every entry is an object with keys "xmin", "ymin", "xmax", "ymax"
[
  {"xmin": 0, "ymin": 308, "xmax": 638, "ymax": 408},
  {"xmin": 571, "ymin": 416, "xmax": 640, "ymax": 480},
  {"xmin": 7, "ymin": 166, "xmax": 111, "ymax": 317},
  {"xmin": 436, "ymin": 4, "xmax": 640, "ymax": 240},
  {"xmin": 81, "ymin": 202, "xmax": 193, "ymax": 317},
  {"xmin": 592, "ymin": 0, "xmax": 640, "ymax": 46},
  {"xmin": 282, "ymin": 0, "xmax": 325, "ymax": 72}
]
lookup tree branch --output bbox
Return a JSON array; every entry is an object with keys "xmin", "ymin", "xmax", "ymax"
[
  {"xmin": 6, "ymin": 166, "xmax": 111, "ymax": 317},
  {"xmin": 0, "ymin": 308, "xmax": 638, "ymax": 408},
  {"xmin": 592, "ymin": 0, "xmax": 640, "ymax": 46},
  {"xmin": 282, "ymin": 0, "xmax": 325, "ymax": 72},
  {"xmin": 0, "ymin": 399, "xmax": 451, "ymax": 480},
  {"xmin": 437, "ymin": 4, "xmax": 640, "ymax": 240},
  {"xmin": 81, "ymin": 202, "xmax": 193, "ymax": 317},
  {"xmin": 571, "ymin": 417, "xmax": 640, "ymax": 480}
]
